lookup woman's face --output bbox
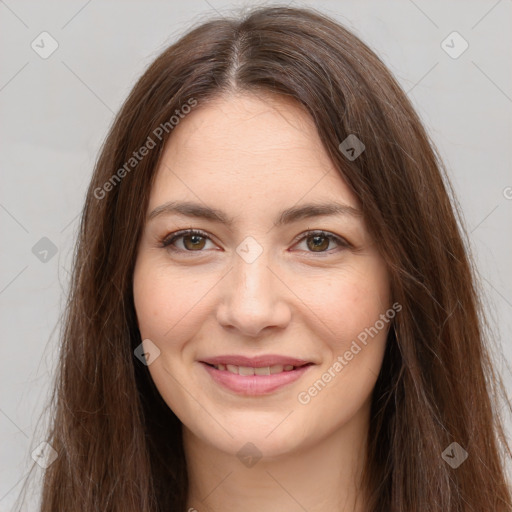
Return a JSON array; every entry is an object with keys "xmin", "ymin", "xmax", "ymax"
[{"xmin": 133, "ymin": 92, "xmax": 391, "ymax": 458}]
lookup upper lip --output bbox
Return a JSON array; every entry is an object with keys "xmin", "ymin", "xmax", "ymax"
[{"xmin": 200, "ymin": 355, "xmax": 313, "ymax": 367}]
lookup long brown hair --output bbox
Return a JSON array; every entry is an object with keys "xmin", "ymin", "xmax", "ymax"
[{"xmin": 19, "ymin": 5, "xmax": 511, "ymax": 511}]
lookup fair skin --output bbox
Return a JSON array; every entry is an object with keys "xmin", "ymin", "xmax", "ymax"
[{"xmin": 133, "ymin": 92, "xmax": 391, "ymax": 512}]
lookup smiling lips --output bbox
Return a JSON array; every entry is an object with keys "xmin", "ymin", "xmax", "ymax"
[
  {"xmin": 200, "ymin": 355, "xmax": 314, "ymax": 395},
  {"xmin": 210, "ymin": 363, "xmax": 298, "ymax": 375}
]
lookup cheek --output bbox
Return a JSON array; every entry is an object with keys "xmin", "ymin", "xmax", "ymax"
[
  {"xmin": 299, "ymin": 259, "xmax": 390, "ymax": 349},
  {"xmin": 132, "ymin": 259, "xmax": 202, "ymax": 410},
  {"xmin": 133, "ymin": 258, "xmax": 210, "ymax": 341},
  {"xmin": 133, "ymin": 268, "xmax": 170, "ymax": 340},
  {"xmin": 294, "ymin": 260, "xmax": 391, "ymax": 412}
]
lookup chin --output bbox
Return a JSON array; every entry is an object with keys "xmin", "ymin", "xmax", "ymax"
[{"xmin": 193, "ymin": 412, "xmax": 312, "ymax": 460}]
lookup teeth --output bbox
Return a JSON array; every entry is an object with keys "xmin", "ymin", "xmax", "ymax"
[{"xmin": 213, "ymin": 363, "xmax": 296, "ymax": 374}]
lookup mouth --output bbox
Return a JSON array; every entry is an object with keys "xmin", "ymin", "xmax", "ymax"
[
  {"xmin": 203, "ymin": 362, "xmax": 311, "ymax": 375},
  {"xmin": 199, "ymin": 356, "xmax": 315, "ymax": 395}
]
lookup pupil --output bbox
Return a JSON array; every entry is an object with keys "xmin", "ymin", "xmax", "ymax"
[
  {"xmin": 185, "ymin": 234, "xmax": 205, "ymax": 250},
  {"xmin": 309, "ymin": 235, "xmax": 328, "ymax": 251}
]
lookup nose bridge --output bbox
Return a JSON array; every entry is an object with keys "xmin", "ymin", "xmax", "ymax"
[
  {"xmin": 216, "ymin": 241, "xmax": 291, "ymax": 336},
  {"xmin": 232, "ymin": 234, "xmax": 273, "ymax": 298},
  {"xmin": 232, "ymin": 245, "xmax": 276, "ymax": 310}
]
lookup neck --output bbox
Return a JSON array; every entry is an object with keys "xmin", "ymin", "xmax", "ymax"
[{"xmin": 183, "ymin": 403, "xmax": 371, "ymax": 512}]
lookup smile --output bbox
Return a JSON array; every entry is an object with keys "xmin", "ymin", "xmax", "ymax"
[
  {"xmin": 200, "ymin": 357, "xmax": 314, "ymax": 395},
  {"xmin": 208, "ymin": 363, "xmax": 301, "ymax": 375}
]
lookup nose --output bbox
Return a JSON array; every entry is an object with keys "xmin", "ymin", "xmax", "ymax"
[{"xmin": 215, "ymin": 251, "xmax": 292, "ymax": 338}]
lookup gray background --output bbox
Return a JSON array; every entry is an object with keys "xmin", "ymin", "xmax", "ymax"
[{"xmin": 1, "ymin": 0, "xmax": 511, "ymax": 509}]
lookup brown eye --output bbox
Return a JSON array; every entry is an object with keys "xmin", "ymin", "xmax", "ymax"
[
  {"xmin": 183, "ymin": 234, "xmax": 206, "ymax": 250},
  {"xmin": 294, "ymin": 231, "xmax": 348, "ymax": 254},
  {"xmin": 162, "ymin": 229, "xmax": 215, "ymax": 253},
  {"xmin": 306, "ymin": 234, "xmax": 330, "ymax": 252}
]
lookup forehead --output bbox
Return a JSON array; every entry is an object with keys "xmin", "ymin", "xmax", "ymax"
[{"xmin": 149, "ymin": 92, "xmax": 358, "ymax": 212}]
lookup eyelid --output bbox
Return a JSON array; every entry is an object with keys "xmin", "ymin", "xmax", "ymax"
[
  {"xmin": 161, "ymin": 228, "xmax": 215, "ymax": 249},
  {"xmin": 160, "ymin": 228, "xmax": 350, "ymax": 254},
  {"xmin": 290, "ymin": 229, "xmax": 351, "ymax": 249}
]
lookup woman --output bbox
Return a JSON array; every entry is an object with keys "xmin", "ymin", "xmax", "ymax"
[{"xmin": 22, "ymin": 5, "xmax": 511, "ymax": 511}]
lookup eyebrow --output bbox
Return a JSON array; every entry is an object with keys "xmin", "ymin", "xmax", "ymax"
[{"xmin": 147, "ymin": 200, "xmax": 362, "ymax": 226}]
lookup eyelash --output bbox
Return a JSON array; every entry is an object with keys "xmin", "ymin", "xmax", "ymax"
[{"xmin": 160, "ymin": 228, "xmax": 350, "ymax": 256}]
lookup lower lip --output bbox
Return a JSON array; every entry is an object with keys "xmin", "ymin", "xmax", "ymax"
[{"xmin": 201, "ymin": 362, "xmax": 313, "ymax": 396}]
